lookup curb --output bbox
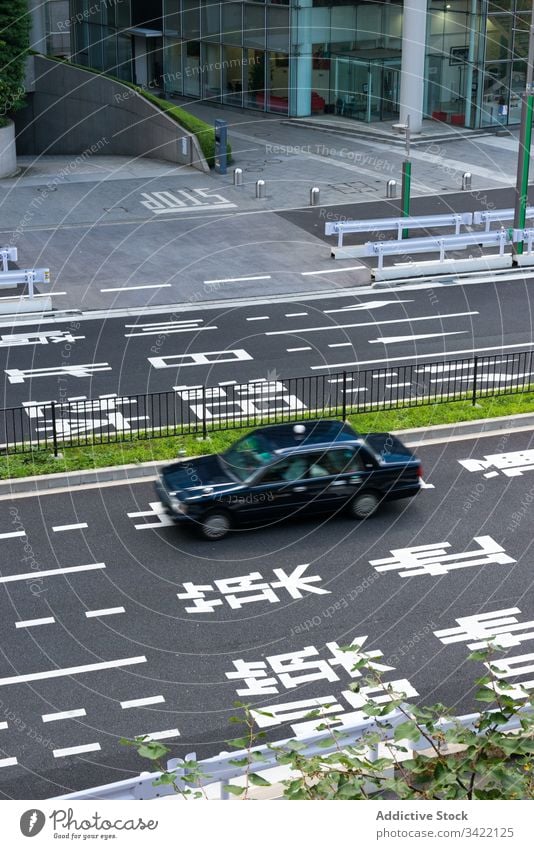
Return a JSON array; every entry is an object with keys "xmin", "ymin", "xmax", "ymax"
[{"xmin": 0, "ymin": 411, "xmax": 533, "ymax": 498}]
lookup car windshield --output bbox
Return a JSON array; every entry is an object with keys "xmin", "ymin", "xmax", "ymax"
[{"xmin": 222, "ymin": 434, "xmax": 274, "ymax": 481}]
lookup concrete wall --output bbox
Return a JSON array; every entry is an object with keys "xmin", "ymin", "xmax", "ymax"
[
  {"xmin": 0, "ymin": 121, "xmax": 18, "ymax": 178},
  {"xmin": 15, "ymin": 56, "xmax": 209, "ymax": 172}
]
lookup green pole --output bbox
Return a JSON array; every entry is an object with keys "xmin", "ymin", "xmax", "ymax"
[
  {"xmin": 401, "ymin": 159, "xmax": 411, "ymax": 239},
  {"xmin": 514, "ymin": 94, "xmax": 534, "ymax": 256}
]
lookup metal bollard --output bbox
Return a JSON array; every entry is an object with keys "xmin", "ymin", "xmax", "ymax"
[
  {"xmin": 462, "ymin": 172, "xmax": 472, "ymax": 191},
  {"xmin": 386, "ymin": 179, "xmax": 397, "ymax": 199},
  {"xmin": 310, "ymin": 187, "xmax": 320, "ymax": 206},
  {"xmin": 233, "ymin": 168, "xmax": 243, "ymax": 186},
  {"xmin": 255, "ymin": 179, "xmax": 266, "ymax": 199}
]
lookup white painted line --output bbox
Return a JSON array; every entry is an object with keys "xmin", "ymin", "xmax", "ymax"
[
  {"xmin": 0, "ymin": 531, "xmax": 26, "ymax": 540},
  {"xmin": 16, "ymin": 617, "xmax": 55, "ymax": 629},
  {"xmin": 324, "ymin": 299, "xmax": 413, "ymax": 314},
  {"xmin": 301, "ymin": 265, "xmax": 364, "ymax": 275},
  {"xmin": 285, "ymin": 312, "xmax": 308, "ymax": 317},
  {"xmin": 267, "ymin": 311, "xmax": 478, "ymax": 337},
  {"xmin": 85, "ymin": 607, "xmax": 125, "ymax": 618},
  {"xmin": 373, "ymin": 372, "xmax": 398, "ymax": 378},
  {"xmin": 346, "ymin": 387, "xmax": 367, "ymax": 393},
  {"xmin": 328, "ymin": 342, "xmax": 352, "ymax": 348},
  {"xmin": 0, "ymin": 563, "xmax": 105, "ymax": 584},
  {"xmin": 385, "ymin": 382, "xmax": 413, "ymax": 389},
  {"xmin": 246, "ymin": 316, "xmax": 270, "ymax": 321},
  {"xmin": 218, "ymin": 380, "xmax": 237, "ymax": 386},
  {"xmin": 370, "ymin": 331, "xmax": 467, "ymax": 345},
  {"xmin": 140, "ymin": 729, "xmax": 180, "ymax": 741},
  {"xmin": 52, "ymin": 523, "xmax": 88, "ymax": 533},
  {"xmin": 0, "ymin": 758, "xmax": 17, "ymax": 768},
  {"xmin": 287, "ymin": 346, "xmax": 311, "ymax": 352},
  {"xmin": 328, "ymin": 376, "xmax": 353, "ymax": 384},
  {"xmin": 203, "ymin": 275, "xmax": 271, "ymax": 284},
  {"xmin": 310, "ymin": 342, "xmax": 534, "ymax": 370},
  {"xmin": 0, "ymin": 722, "xmax": 7, "ymax": 730},
  {"xmin": 42, "ymin": 709, "xmax": 87, "ymax": 723},
  {"xmin": 100, "ymin": 284, "xmax": 172, "ymax": 293},
  {"xmin": 419, "ymin": 478, "xmax": 435, "ymax": 490},
  {"xmin": 0, "ymin": 292, "xmax": 66, "ymax": 301},
  {"xmin": 125, "ymin": 326, "xmax": 216, "ymax": 338},
  {"xmin": 53, "ymin": 743, "xmax": 101, "ymax": 759},
  {"xmin": 121, "ymin": 695, "xmax": 165, "ymax": 710},
  {"xmin": 0, "ymin": 655, "xmax": 146, "ymax": 687}
]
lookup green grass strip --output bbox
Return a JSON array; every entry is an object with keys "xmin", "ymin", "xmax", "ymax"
[{"xmin": 2, "ymin": 391, "xmax": 533, "ymax": 481}]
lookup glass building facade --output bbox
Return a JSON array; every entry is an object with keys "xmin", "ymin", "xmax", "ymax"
[{"xmin": 68, "ymin": 0, "xmax": 532, "ymax": 129}]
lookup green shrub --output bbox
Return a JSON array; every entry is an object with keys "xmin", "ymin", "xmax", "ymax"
[{"xmin": 0, "ymin": 0, "xmax": 31, "ymax": 116}]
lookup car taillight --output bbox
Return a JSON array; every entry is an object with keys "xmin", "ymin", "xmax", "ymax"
[{"xmin": 417, "ymin": 464, "xmax": 423, "ymax": 478}]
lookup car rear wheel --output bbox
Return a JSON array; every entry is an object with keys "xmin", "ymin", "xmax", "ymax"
[
  {"xmin": 348, "ymin": 491, "xmax": 380, "ymax": 519},
  {"xmin": 199, "ymin": 510, "xmax": 232, "ymax": 540}
]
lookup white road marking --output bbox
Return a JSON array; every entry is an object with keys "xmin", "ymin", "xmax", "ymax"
[
  {"xmin": 139, "ymin": 729, "xmax": 180, "ymax": 741},
  {"xmin": 267, "ymin": 312, "xmax": 478, "ymax": 337},
  {"xmin": 0, "ymin": 563, "xmax": 105, "ymax": 584},
  {"xmin": 52, "ymin": 523, "xmax": 88, "ymax": 532},
  {"xmin": 149, "ymin": 349, "xmax": 253, "ymax": 369},
  {"xmin": 246, "ymin": 316, "xmax": 270, "ymax": 321},
  {"xmin": 16, "ymin": 617, "xmax": 55, "ymax": 629},
  {"xmin": 0, "ymin": 722, "xmax": 7, "ymax": 730},
  {"xmin": 5, "ymin": 364, "xmax": 111, "ymax": 384},
  {"xmin": 53, "ymin": 743, "xmax": 101, "ymax": 758},
  {"xmin": 285, "ymin": 312, "xmax": 308, "ymax": 317},
  {"xmin": 0, "ymin": 531, "xmax": 26, "ymax": 539},
  {"xmin": 0, "ymin": 656, "xmax": 146, "ymax": 687},
  {"xmin": 346, "ymin": 387, "xmax": 367, "ymax": 393},
  {"xmin": 328, "ymin": 376, "xmax": 354, "ymax": 384},
  {"xmin": 204, "ymin": 275, "xmax": 271, "ymax": 284},
  {"xmin": 324, "ymin": 299, "xmax": 413, "ymax": 314},
  {"xmin": 310, "ymin": 342, "xmax": 534, "ymax": 370},
  {"xmin": 85, "ymin": 607, "xmax": 125, "ymax": 618},
  {"xmin": 0, "ymin": 758, "xmax": 17, "ymax": 768},
  {"xmin": 0, "ymin": 331, "xmax": 85, "ymax": 348},
  {"xmin": 287, "ymin": 346, "xmax": 311, "ymax": 352},
  {"xmin": 370, "ymin": 331, "xmax": 467, "ymax": 345},
  {"xmin": 101, "ymin": 284, "xmax": 172, "ymax": 293},
  {"xmin": 374, "ymin": 372, "xmax": 398, "ymax": 378},
  {"xmin": 328, "ymin": 342, "xmax": 352, "ymax": 348},
  {"xmin": 121, "ymin": 696, "xmax": 165, "ymax": 709},
  {"xmin": 386, "ymin": 382, "xmax": 413, "ymax": 389},
  {"xmin": 125, "ymin": 320, "xmax": 217, "ymax": 337},
  {"xmin": 42, "ymin": 709, "xmax": 87, "ymax": 723},
  {"xmin": 419, "ymin": 478, "xmax": 435, "ymax": 489},
  {"xmin": 301, "ymin": 265, "xmax": 364, "ymax": 275}
]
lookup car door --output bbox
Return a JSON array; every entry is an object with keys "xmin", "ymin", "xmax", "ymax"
[
  {"xmin": 235, "ymin": 455, "xmax": 312, "ymax": 523},
  {"xmin": 299, "ymin": 448, "xmax": 370, "ymax": 513}
]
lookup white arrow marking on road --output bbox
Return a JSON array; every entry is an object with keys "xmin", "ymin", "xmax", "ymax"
[
  {"xmin": 370, "ymin": 331, "xmax": 468, "ymax": 344},
  {"xmin": 266, "ymin": 312, "xmax": 478, "ymax": 336},
  {"xmin": 324, "ymin": 299, "xmax": 414, "ymax": 314},
  {"xmin": 0, "ymin": 656, "xmax": 147, "ymax": 687}
]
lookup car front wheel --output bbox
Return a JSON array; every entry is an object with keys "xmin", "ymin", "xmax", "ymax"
[
  {"xmin": 348, "ymin": 491, "xmax": 380, "ymax": 519},
  {"xmin": 199, "ymin": 510, "xmax": 232, "ymax": 541}
]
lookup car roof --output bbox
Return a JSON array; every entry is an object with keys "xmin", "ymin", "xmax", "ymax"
[{"xmin": 249, "ymin": 420, "xmax": 360, "ymax": 450}]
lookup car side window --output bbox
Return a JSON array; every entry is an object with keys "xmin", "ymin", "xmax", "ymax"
[
  {"xmin": 306, "ymin": 452, "xmax": 335, "ymax": 478},
  {"xmin": 261, "ymin": 456, "xmax": 308, "ymax": 483},
  {"xmin": 327, "ymin": 448, "xmax": 364, "ymax": 473}
]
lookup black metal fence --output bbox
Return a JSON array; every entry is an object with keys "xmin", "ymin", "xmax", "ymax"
[{"xmin": 1, "ymin": 350, "xmax": 534, "ymax": 455}]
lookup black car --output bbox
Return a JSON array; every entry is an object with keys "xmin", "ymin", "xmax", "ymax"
[{"xmin": 155, "ymin": 420, "xmax": 423, "ymax": 540}]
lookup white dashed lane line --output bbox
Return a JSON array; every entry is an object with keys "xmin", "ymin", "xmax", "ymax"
[
  {"xmin": 0, "ymin": 563, "xmax": 105, "ymax": 584},
  {"xmin": 100, "ymin": 284, "xmax": 172, "ymax": 293},
  {"xmin": 0, "ymin": 722, "xmax": 7, "ymax": 730},
  {"xmin": 285, "ymin": 312, "xmax": 308, "ymax": 317},
  {"xmin": 85, "ymin": 607, "xmax": 125, "ymax": 618},
  {"xmin": 53, "ymin": 743, "xmax": 101, "ymax": 759},
  {"xmin": 0, "ymin": 531, "xmax": 26, "ymax": 540},
  {"xmin": 0, "ymin": 656, "xmax": 146, "ymax": 687},
  {"xmin": 0, "ymin": 758, "xmax": 18, "ymax": 768},
  {"xmin": 246, "ymin": 316, "xmax": 270, "ymax": 321},
  {"xmin": 287, "ymin": 346, "xmax": 312, "ymax": 352},
  {"xmin": 52, "ymin": 523, "xmax": 88, "ymax": 532},
  {"xmin": 204, "ymin": 275, "xmax": 271, "ymax": 284},
  {"xmin": 140, "ymin": 729, "xmax": 180, "ymax": 741},
  {"xmin": 328, "ymin": 343, "xmax": 352, "ymax": 348},
  {"xmin": 15, "ymin": 617, "xmax": 55, "ymax": 629},
  {"xmin": 120, "ymin": 696, "xmax": 165, "ymax": 710},
  {"xmin": 42, "ymin": 709, "xmax": 87, "ymax": 723}
]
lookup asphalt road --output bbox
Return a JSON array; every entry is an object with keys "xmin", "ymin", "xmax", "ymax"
[
  {"xmin": 0, "ymin": 427, "xmax": 533, "ymax": 798},
  {"xmin": 0, "ymin": 278, "xmax": 533, "ymax": 446}
]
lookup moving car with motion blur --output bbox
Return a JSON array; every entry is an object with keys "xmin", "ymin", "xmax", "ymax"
[{"xmin": 155, "ymin": 420, "xmax": 423, "ymax": 540}]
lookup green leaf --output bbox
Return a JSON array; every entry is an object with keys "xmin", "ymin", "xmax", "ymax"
[
  {"xmin": 474, "ymin": 688, "xmax": 497, "ymax": 703},
  {"xmin": 248, "ymin": 773, "xmax": 271, "ymax": 787},
  {"xmin": 137, "ymin": 742, "xmax": 169, "ymax": 760},
  {"xmin": 393, "ymin": 721, "xmax": 421, "ymax": 743},
  {"xmin": 224, "ymin": 784, "xmax": 246, "ymax": 796}
]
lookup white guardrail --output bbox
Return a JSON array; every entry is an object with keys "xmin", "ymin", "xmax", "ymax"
[
  {"xmin": 473, "ymin": 207, "xmax": 534, "ymax": 232},
  {"xmin": 325, "ymin": 212, "xmax": 473, "ymax": 248},
  {"xmin": 53, "ymin": 706, "xmax": 532, "ymax": 801},
  {"xmin": 367, "ymin": 228, "xmax": 510, "ymax": 271}
]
